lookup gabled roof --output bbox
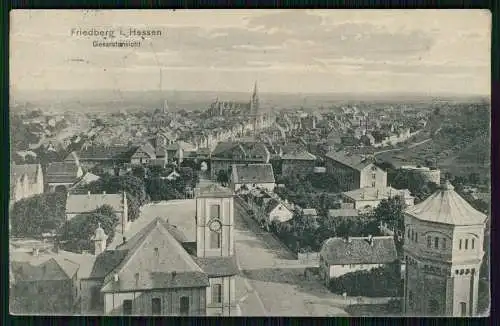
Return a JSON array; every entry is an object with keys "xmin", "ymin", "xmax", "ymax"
[
  {"xmin": 132, "ymin": 142, "xmax": 156, "ymax": 158},
  {"xmin": 66, "ymin": 193, "xmax": 125, "ymax": 214},
  {"xmin": 101, "ymin": 217, "xmax": 209, "ymax": 292},
  {"xmin": 320, "ymin": 236, "xmax": 397, "ymax": 265},
  {"xmin": 325, "ymin": 151, "xmax": 378, "ymax": 171},
  {"xmin": 10, "ymin": 256, "xmax": 80, "ymax": 282},
  {"xmin": 231, "ymin": 163, "xmax": 275, "ymax": 184},
  {"xmin": 282, "ymin": 150, "xmax": 317, "ymax": 161},
  {"xmin": 264, "ymin": 198, "xmax": 282, "ymax": 215},
  {"xmin": 196, "ymin": 183, "xmax": 234, "ymax": 198},
  {"xmin": 405, "ymin": 181, "xmax": 487, "ymax": 226},
  {"xmin": 212, "ymin": 141, "xmax": 270, "ymax": 161},
  {"xmin": 76, "ymin": 145, "xmax": 136, "ymax": 161}
]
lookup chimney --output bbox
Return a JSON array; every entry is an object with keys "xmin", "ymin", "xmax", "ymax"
[
  {"xmin": 113, "ymin": 273, "xmax": 119, "ymax": 282},
  {"xmin": 122, "ymin": 237, "xmax": 127, "ymax": 244},
  {"xmin": 32, "ymin": 248, "xmax": 39, "ymax": 257},
  {"xmin": 103, "ymin": 190, "xmax": 106, "ymax": 195}
]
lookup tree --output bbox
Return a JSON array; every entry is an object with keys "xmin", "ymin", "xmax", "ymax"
[
  {"xmin": 468, "ymin": 172, "xmax": 480, "ymax": 185},
  {"xmin": 10, "ymin": 192, "xmax": 67, "ymax": 237},
  {"xmin": 60, "ymin": 205, "xmax": 119, "ymax": 253},
  {"xmin": 371, "ymin": 196, "xmax": 407, "ymax": 236},
  {"xmin": 132, "ymin": 165, "xmax": 146, "ymax": 180}
]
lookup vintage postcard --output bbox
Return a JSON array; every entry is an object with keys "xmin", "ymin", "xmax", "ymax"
[{"xmin": 9, "ymin": 9, "xmax": 490, "ymax": 317}]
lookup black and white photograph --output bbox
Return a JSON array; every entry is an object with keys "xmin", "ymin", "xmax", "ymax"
[{"xmin": 9, "ymin": 9, "xmax": 491, "ymax": 316}]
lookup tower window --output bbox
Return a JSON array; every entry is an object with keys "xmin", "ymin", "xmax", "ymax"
[
  {"xmin": 415, "ymin": 233, "xmax": 418, "ymax": 243},
  {"xmin": 442, "ymin": 238, "xmax": 446, "ymax": 249},
  {"xmin": 210, "ymin": 204, "xmax": 220, "ymax": 219},
  {"xmin": 434, "ymin": 237, "xmax": 439, "ymax": 249},
  {"xmin": 212, "ymin": 283, "xmax": 222, "ymax": 304},
  {"xmin": 471, "ymin": 239, "xmax": 475, "ymax": 249},
  {"xmin": 460, "ymin": 302, "xmax": 467, "ymax": 316},
  {"xmin": 459, "ymin": 239, "xmax": 462, "ymax": 249},
  {"xmin": 210, "ymin": 230, "xmax": 221, "ymax": 249},
  {"xmin": 154, "ymin": 248, "xmax": 159, "ymax": 256},
  {"xmin": 407, "ymin": 229, "xmax": 411, "ymax": 239},
  {"xmin": 465, "ymin": 239, "xmax": 469, "ymax": 250},
  {"xmin": 427, "ymin": 236, "xmax": 432, "ymax": 248}
]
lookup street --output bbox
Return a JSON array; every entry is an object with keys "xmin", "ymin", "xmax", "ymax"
[{"xmin": 233, "ymin": 197, "xmax": 350, "ymax": 316}]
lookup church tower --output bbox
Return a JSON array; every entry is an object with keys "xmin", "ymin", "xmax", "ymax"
[
  {"xmin": 250, "ymin": 81, "xmax": 260, "ymax": 134},
  {"xmin": 403, "ymin": 180, "xmax": 487, "ymax": 316},
  {"xmin": 195, "ymin": 183, "xmax": 238, "ymax": 316}
]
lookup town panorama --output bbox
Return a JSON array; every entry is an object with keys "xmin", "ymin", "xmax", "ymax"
[{"xmin": 9, "ymin": 10, "xmax": 490, "ymax": 317}]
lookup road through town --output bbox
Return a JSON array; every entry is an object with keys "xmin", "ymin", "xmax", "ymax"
[{"xmin": 233, "ymin": 197, "xmax": 350, "ymax": 316}]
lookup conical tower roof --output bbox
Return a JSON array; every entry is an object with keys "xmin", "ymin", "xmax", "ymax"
[{"xmin": 405, "ymin": 180, "xmax": 487, "ymax": 226}]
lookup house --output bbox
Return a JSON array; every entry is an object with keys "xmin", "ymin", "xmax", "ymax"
[
  {"xmin": 319, "ymin": 236, "xmax": 398, "ymax": 283},
  {"xmin": 67, "ymin": 146, "xmax": 136, "ymax": 171},
  {"xmin": 10, "ymin": 163, "xmax": 44, "ymax": 205},
  {"xmin": 281, "ymin": 150, "xmax": 317, "ymax": 178},
  {"xmin": 130, "ymin": 143, "xmax": 157, "ymax": 165},
  {"xmin": 342, "ymin": 187, "xmax": 414, "ymax": 211},
  {"xmin": 210, "ymin": 141, "xmax": 271, "ymax": 180},
  {"xmin": 166, "ymin": 141, "xmax": 198, "ymax": 164},
  {"xmin": 324, "ymin": 151, "xmax": 387, "ymax": 191},
  {"xmin": 65, "ymin": 192, "xmax": 129, "ymax": 233},
  {"xmin": 10, "ymin": 248, "xmax": 95, "ymax": 314},
  {"xmin": 46, "ymin": 161, "xmax": 84, "ymax": 192},
  {"xmin": 230, "ymin": 163, "xmax": 276, "ymax": 192},
  {"xmin": 68, "ymin": 172, "xmax": 101, "ymax": 193},
  {"xmin": 263, "ymin": 199, "xmax": 294, "ymax": 224},
  {"xmin": 82, "ymin": 183, "xmax": 239, "ymax": 316}
]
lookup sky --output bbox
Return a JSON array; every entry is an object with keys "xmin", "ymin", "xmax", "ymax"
[{"xmin": 10, "ymin": 10, "xmax": 491, "ymax": 95}]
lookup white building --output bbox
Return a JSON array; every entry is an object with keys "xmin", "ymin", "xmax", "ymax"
[
  {"xmin": 230, "ymin": 163, "xmax": 276, "ymax": 193},
  {"xmin": 342, "ymin": 186, "xmax": 414, "ymax": 211},
  {"xmin": 319, "ymin": 236, "xmax": 398, "ymax": 284}
]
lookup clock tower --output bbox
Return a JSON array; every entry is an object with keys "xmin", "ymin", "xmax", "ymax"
[{"xmin": 194, "ymin": 183, "xmax": 239, "ymax": 316}]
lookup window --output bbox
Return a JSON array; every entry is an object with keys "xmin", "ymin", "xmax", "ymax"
[
  {"xmin": 152, "ymin": 298, "xmax": 161, "ymax": 315},
  {"xmin": 134, "ymin": 273, "xmax": 140, "ymax": 285},
  {"xmin": 460, "ymin": 302, "xmax": 467, "ymax": 316},
  {"xmin": 154, "ymin": 248, "xmax": 159, "ymax": 256},
  {"xmin": 180, "ymin": 296, "xmax": 190, "ymax": 315},
  {"xmin": 371, "ymin": 181, "xmax": 376, "ymax": 187},
  {"xmin": 212, "ymin": 284, "xmax": 222, "ymax": 304},
  {"xmin": 434, "ymin": 237, "xmax": 439, "ymax": 249},
  {"xmin": 123, "ymin": 300, "xmax": 132, "ymax": 315},
  {"xmin": 459, "ymin": 239, "xmax": 462, "ymax": 249},
  {"xmin": 210, "ymin": 204, "xmax": 220, "ymax": 219},
  {"xmin": 465, "ymin": 239, "xmax": 469, "ymax": 250},
  {"xmin": 372, "ymin": 173, "xmax": 376, "ymax": 179},
  {"xmin": 427, "ymin": 236, "xmax": 432, "ymax": 248},
  {"xmin": 90, "ymin": 286, "xmax": 100, "ymax": 310},
  {"xmin": 210, "ymin": 230, "xmax": 221, "ymax": 249},
  {"xmin": 407, "ymin": 229, "xmax": 411, "ymax": 239},
  {"xmin": 472, "ymin": 239, "xmax": 475, "ymax": 249},
  {"xmin": 442, "ymin": 238, "xmax": 446, "ymax": 249},
  {"xmin": 415, "ymin": 233, "xmax": 418, "ymax": 242}
]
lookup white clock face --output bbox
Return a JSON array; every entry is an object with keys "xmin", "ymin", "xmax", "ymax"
[{"xmin": 209, "ymin": 219, "xmax": 222, "ymax": 232}]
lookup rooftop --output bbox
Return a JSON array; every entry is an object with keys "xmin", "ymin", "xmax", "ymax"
[
  {"xmin": 66, "ymin": 193, "xmax": 125, "ymax": 214},
  {"xmin": 231, "ymin": 163, "xmax": 275, "ymax": 184},
  {"xmin": 405, "ymin": 181, "xmax": 487, "ymax": 226},
  {"xmin": 320, "ymin": 236, "xmax": 397, "ymax": 265},
  {"xmin": 342, "ymin": 187, "xmax": 413, "ymax": 201},
  {"xmin": 325, "ymin": 151, "xmax": 377, "ymax": 171}
]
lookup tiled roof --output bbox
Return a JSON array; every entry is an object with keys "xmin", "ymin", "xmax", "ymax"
[
  {"xmin": 196, "ymin": 183, "xmax": 234, "ymax": 198},
  {"xmin": 133, "ymin": 142, "xmax": 156, "ymax": 158},
  {"xmin": 282, "ymin": 150, "xmax": 317, "ymax": 161},
  {"xmin": 66, "ymin": 193, "xmax": 125, "ymax": 214},
  {"xmin": 231, "ymin": 163, "xmax": 275, "ymax": 184},
  {"xmin": 193, "ymin": 256, "xmax": 239, "ymax": 277},
  {"xmin": 328, "ymin": 209, "xmax": 359, "ymax": 218},
  {"xmin": 405, "ymin": 181, "xmax": 487, "ymax": 225},
  {"xmin": 46, "ymin": 162, "xmax": 80, "ymax": 176},
  {"xmin": 69, "ymin": 172, "xmax": 100, "ymax": 191},
  {"xmin": 320, "ymin": 236, "xmax": 397, "ymax": 265},
  {"xmin": 101, "ymin": 217, "xmax": 209, "ymax": 292},
  {"xmin": 264, "ymin": 198, "xmax": 281, "ymax": 215},
  {"xmin": 89, "ymin": 250, "xmax": 128, "ymax": 279},
  {"xmin": 325, "ymin": 151, "xmax": 377, "ymax": 171},
  {"xmin": 342, "ymin": 187, "xmax": 413, "ymax": 202},
  {"xmin": 76, "ymin": 145, "xmax": 135, "ymax": 161},
  {"xmin": 212, "ymin": 141, "xmax": 270, "ymax": 161}
]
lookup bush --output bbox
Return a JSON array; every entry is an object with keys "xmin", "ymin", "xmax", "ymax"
[{"xmin": 11, "ymin": 192, "xmax": 67, "ymax": 237}]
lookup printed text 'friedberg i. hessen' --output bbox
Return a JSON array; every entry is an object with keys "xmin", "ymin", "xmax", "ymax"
[{"xmin": 70, "ymin": 27, "xmax": 164, "ymax": 48}]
